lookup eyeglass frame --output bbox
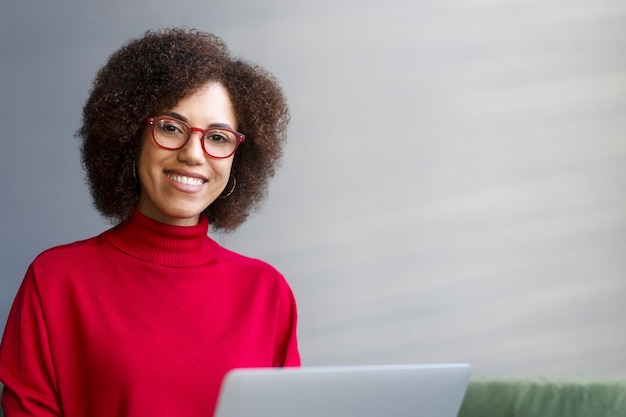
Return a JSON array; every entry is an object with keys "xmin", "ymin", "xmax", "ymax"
[{"xmin": 146, "ymin": 116, "xmax": 246, "ymax": 159}]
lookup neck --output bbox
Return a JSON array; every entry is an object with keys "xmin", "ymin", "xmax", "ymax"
[{"xmin": 136, "ymin": 205, "xmax": 202, "ymax": 227}]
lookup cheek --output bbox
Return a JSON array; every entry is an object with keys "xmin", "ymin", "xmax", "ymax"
[
  {"xmin": 137, "ymin": 148, "xmax": 152, "ymax": 184},
  {"xmin": 136, "ymin": 132, "xmax": 152, "ymax": 171},
  {"xmin": 214, "ymin": 159, "xmax": 234, "ymax": 180}
]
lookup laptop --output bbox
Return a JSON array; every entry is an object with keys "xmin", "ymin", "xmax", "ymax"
[{"xmin": 213, "ymin": 363, "xmax": 471, "ymax": 417}]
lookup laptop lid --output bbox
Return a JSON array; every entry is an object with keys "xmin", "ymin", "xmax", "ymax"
[{"xmin": 214, "ymin": 363, "xmax": 471, "ymax": 417}]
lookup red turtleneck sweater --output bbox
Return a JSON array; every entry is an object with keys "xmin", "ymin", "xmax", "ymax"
[{"xmin": 0, "ymin": 211, "xmax": 300, "ymax": 416}]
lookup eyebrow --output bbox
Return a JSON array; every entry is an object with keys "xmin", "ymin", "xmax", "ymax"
[{"xmin": 163, "ymin": 111, "xmax": 235, "ymax": 130}]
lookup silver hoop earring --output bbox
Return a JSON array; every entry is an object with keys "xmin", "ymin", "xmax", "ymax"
[
  {"xmin": 219, "ymin": 177, "xmax": 236, "ymax": 199},
  {"xmin": 133, "ymin": 162, "xmax": 138, "ymax": 183}
]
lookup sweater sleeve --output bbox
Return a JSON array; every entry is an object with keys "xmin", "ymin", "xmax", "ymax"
[
  {"xmin": 0, "ymin": 265, "xmax": 61, "ymax": 416},
  {"xmin": 272, "ymin": 280, "xmax": 301, "ymax": 367}
]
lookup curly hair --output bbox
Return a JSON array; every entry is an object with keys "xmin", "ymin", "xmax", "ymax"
[{"xmin": 77, "ymin": 28, "xmax": 289, "ymax": 231}]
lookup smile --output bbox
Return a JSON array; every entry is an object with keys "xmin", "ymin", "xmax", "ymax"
[{"xmin": 166, "ymin": 174, "xmax": 206, "ymax": 186}]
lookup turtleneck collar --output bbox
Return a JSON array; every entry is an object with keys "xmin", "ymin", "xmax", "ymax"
[{"xmin": 103, "ymin": 210, "xmax": 218, "ymax": 267}]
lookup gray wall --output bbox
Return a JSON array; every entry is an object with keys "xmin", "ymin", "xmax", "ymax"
[{"xmin": 1, "ymin": 0, "xmax": 625, "ymax": 377}]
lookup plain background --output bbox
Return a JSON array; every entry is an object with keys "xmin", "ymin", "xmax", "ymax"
[{"xmin": 1, "ymin": 0, "xmax": 625, "ymax": 377}]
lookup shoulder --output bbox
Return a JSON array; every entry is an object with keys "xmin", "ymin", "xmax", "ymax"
[
  {"xmin": 214, "ymin": 243, "xmax": 278, "ymax": 271},
  {"xmin": 213, "ymin": 243, "xmax": 292, "ymax": 289},
  {"xmin": 30, "ymin": 233, "xmax": 109, "ymax": 274}
]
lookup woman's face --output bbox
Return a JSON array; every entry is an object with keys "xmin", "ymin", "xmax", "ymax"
[{"xmin": 137, "ymin": 82, "xmax": 237, "ymax": 226}]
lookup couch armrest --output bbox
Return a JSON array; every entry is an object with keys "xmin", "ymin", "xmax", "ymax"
[{"xmin": 458, "ymin": 378, "xmax": 626, "ymax": 417}]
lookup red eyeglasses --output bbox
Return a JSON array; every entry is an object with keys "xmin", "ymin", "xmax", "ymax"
[{"xmin": 147, "ymin": 116, "xmax": 245, "ymax": 159}]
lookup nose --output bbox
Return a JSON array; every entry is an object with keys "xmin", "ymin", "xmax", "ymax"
[{"xmin": 178, "ymin": 130, "xmax": 206, "ymax": 164}]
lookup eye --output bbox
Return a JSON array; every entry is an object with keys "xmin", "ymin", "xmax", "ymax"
[
  {"xmin": 157, "ymin": 119, "xmax": 187, "ymax": 137},
  {"xmin": 205, "ymin": 130, "xmax": 233, "ymax": 145}
]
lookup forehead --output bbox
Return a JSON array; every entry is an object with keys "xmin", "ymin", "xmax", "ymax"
[{"xmin": 169, "ymin": 82, "xmax": 237, "ymax": 127}]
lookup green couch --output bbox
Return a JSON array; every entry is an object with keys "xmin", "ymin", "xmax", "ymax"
[{"xmin": 459, "ymin": 378, "xmax": 626, "ymax": 417}]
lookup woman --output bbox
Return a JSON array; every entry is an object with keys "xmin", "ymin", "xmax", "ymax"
[{"xmin": 0, "ymin": 28, "xmax": 300, "ymax": 416}]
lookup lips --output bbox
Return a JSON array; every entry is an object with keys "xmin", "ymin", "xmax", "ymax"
[
  {"xmin": 164, "ymin": 170, "xmax": 208, "ymax": 187},
  {"xmin": 166, "ymin": 174, "xmax": 205, "ymax": 186}
]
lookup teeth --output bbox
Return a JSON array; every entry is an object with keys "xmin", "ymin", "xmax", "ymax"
[{"xmin": 168, "ymin": 174, "xmax": 204, "ymax": 186}]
